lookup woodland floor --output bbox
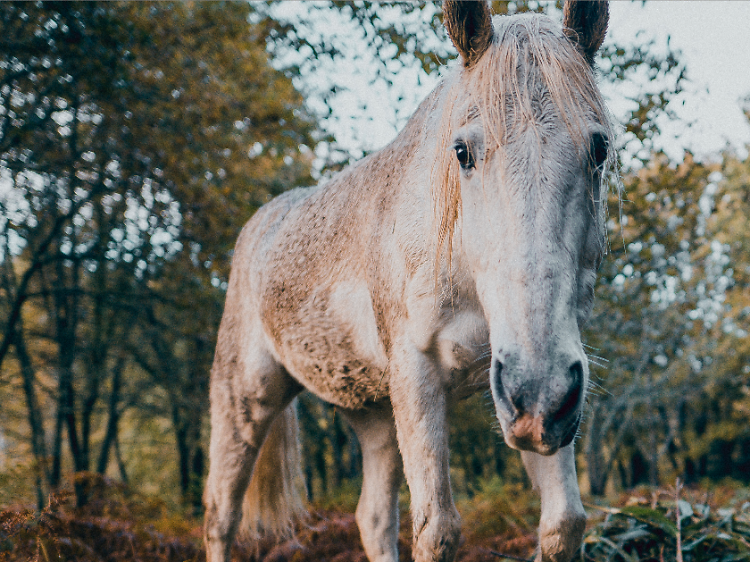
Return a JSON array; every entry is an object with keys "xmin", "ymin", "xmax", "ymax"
[
  {"xmin": 2, "ymin": 474, "xmax": 750, "ymax": 561},
  {"xmin": 0, "ymin": 497, "xmax": 533, "ymax": 562}
]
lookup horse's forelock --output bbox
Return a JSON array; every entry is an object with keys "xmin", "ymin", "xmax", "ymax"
[{"xmin": 432, "ymin": 13, "xmax": 616, "ymax": 266}]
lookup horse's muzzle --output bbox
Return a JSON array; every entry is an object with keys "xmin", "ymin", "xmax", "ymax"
[{"xmin": 491, "ymin": 358, "xmax": 584, "ymax": 455}]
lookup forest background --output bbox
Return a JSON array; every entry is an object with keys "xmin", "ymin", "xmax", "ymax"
[{"xmin": 2, "ymin": 0, "xmax": 750, "ymax": 549}]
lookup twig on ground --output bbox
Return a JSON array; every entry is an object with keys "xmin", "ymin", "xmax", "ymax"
[
  {"xmin": 486, "ymin": 548, "xmax": 534, "ymax": 562},
  {"xmin": 675, "ymin": 478, "xmax": 684, "ymax": 562}
]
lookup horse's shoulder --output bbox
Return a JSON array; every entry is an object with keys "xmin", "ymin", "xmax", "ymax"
[
  {"xmin": 247, "ymin": 185, "xmax": 318, "ymax": 236},
  {"xmin": 232, "ymin": 185, "xmax": 318, "ymax": 260}
]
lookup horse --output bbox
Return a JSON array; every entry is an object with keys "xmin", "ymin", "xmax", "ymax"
[{"xmin": 203, "ymin": 1, "xmax": 614, "ymax": 561}]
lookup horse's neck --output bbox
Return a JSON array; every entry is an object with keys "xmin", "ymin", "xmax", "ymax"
[
  {"xmin": 306, "ymin": 78, "xmax": 462, "ymax": 300},
  {"xmin": 323, "ymin": 83, "xmax": 444, "ymax": 236}
]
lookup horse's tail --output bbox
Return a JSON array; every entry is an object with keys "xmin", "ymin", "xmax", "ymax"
[{"xmin": 241, "ymin": 399, "xmax": 307, "ymax": 540}]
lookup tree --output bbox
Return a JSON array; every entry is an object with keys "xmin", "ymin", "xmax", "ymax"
[
  {"xmin": 0, "ymin": 1, "xmax": 316, "ymax": 507},
  {"xmin": 582, "ymin": 97, "xmax": 750, "ymax": 493},
  {"xmin": 584, "ymin": 152, "xmax": 720, "ymax": 494}
]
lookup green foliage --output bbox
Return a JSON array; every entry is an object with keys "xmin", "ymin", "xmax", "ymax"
[
  {"xmin": 449, "ymin": 394, "xmax": 527, "ymax": 497},
  {"xmin": 599, "ymin": 40, "xmax": 688, "ymax": 162},
  {"xmin": 297, "ymin": 393, "xmax": 362, "ymax": 503},
  {"xmin": 457, "ymin": 477, "xmax": 537, "ymax": 544},
  {"xmin": 583, "ymin": 146, "xmax": 750, "ymax": 495},
  {"xmin": 0, "ymin": 458, "xmax": 38, "ymax": 509},
  {"xmin": 254, "ymin": 1, "xmax": 553, "ymax": 167}
]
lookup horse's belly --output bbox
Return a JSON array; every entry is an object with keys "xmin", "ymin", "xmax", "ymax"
[
  {"xmin": 272, "ymin": 331, "xmax": 388, "ymax": 408},
  {"xmin": 263, "ymin": 280, "xmax": 389, "ymax": 409}
]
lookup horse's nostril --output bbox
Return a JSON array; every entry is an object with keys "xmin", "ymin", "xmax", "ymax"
[
  {"xmin": 491, "ymin": 358, "xmax": 503, "ymax": 394},
  {"xmin": 492, "ymin": 358, "xmax": 516, "ymax": 411},
  {"xmin": 552, "ymin": 361, "xmax": 583, "ymax": 423},
  {"xmin": 569, "ymin": 360, "xmax": 583, "ymax": 385}
]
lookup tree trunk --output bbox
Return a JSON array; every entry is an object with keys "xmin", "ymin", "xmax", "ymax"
[
  {"xmin": 586, "ymin": 443, "xmax": 608, "ymax": 496},
  {"xmin": 96, "ymin": 354, "xmax": 126, "ymax": 475},
  {"xmin": 585, "ymin": 400, "xmax": 609, "ymax": 496},
  {"xmin": 13, "ymin": 326, "xmax": 49, "ymax": 509},
  {"xmin": 172, "ymin": 404, "xmax": 204, "ymax": 514},
  {"xmin": 53, "ymin": 244, "xmax": 85, "ymax": 504},
  {"xmin": 83, "ymin": 198, "xmax": 112, "ymax": 476}
]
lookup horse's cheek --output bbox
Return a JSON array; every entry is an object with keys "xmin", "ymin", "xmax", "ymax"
[
  {"xmin": 460, "ymin": 193, "xmax": 493, "ymax": 272},
  {"xmin": 576, "ymin": 268, "xmax": 597, "ymax": 328}
]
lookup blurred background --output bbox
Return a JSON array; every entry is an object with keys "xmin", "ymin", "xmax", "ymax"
[{"xmin": 2, "ymin": 0, "xmax": 750, "ymax": 543}]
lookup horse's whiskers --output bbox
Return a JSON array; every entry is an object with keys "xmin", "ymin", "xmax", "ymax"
[
  {"xmin": 586, "ymin": 353, "xmax": 608, "ymax": 364},
  {"xmin": 586, "ymin": 380, "xmax": 612, "ymax": 397}
]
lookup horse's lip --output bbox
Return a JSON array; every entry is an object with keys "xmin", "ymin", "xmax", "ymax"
[
  {"xmin": 505, "ymin": 432, "xmax": 558, "ymax": 456},
  {"xmin": 501, "ymin": 411, "xmax": 582, "ymax": 455}
]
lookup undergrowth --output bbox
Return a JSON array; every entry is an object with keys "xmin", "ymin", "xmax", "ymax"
[
  {"xmin": 2, "ymin": 474, "xmax": 750, "ymax": 561},
  {"xmin": 0, "ymin": 473, "xmax": 204, "ymax": 562},
  {"xmin": 582, "ymin": 482, "xmax": 750, "ymax": 562}
]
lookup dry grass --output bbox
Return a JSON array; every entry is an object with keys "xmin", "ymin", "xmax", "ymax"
[{"xmin": 2, "ymin": 474, "xmax": 749, "ymax": 561}]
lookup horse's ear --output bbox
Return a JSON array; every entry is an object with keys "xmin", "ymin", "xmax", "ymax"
[
  {"xmin": 443, "ymin": 0, "xmax": 493, "ymax": 68},
  {"xmin": 563, "ymin": 0, "xmax": 609, "ymax": 64}
]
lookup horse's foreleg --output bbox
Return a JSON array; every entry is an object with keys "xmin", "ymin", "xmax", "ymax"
[
  {"xmin": 343, "ymin": 406, "xmax": 403, "ymax": 562},
  {"xmin": 521, "ymin": 445, "xmax": 586, "ymax": 562},
  {"xmin": 390, "ymin": 349, "xmax": 461, "ymax": 562}
]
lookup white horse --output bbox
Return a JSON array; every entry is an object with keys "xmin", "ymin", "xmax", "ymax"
[{"xmin": 204, "ymin": 1, "xmax": 614, "ymax": 561}]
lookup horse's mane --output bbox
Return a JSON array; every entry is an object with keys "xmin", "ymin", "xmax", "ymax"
[{"xmin": 433, "ymin": 12, "xmax": 616, "ymax": 263}]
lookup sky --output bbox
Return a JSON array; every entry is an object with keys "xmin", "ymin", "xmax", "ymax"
[
  {"xmin": 608, "ymin": 1, "xmax": 750, "ymax": 160},
  {"xmin": 302, "ymin": 1, "xmax": 750, "ymax": 164}
]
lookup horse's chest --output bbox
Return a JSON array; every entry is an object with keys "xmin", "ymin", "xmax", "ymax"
[
  {"xmin": 434, "ymin": 313, "xmax": 492, "ymax": 398},
  {"xmin": 262, "ymin": 270, "xmax": 491, "ymax": 408},
  {"xmin": 283, "ymin": 328, "xmax": 387, "ymax": 408}
]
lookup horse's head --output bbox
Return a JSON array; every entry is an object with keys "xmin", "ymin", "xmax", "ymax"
[{"xmin": 440, "ymin": 1, "xmax": 613, "ymax": 456}]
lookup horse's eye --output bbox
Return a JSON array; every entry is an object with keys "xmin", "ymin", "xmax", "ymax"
[
  {"xmin": 590, "ymin": 132, "xmax": 609, "ymax": 171},
  {"xmin": 454, "ymin": 142, "xmax": 475, "ymax": 170}
]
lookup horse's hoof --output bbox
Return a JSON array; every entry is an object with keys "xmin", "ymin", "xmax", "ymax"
[{"xmin": 537, "ymin": 511, "xmax": 586, "ymax": 562}]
